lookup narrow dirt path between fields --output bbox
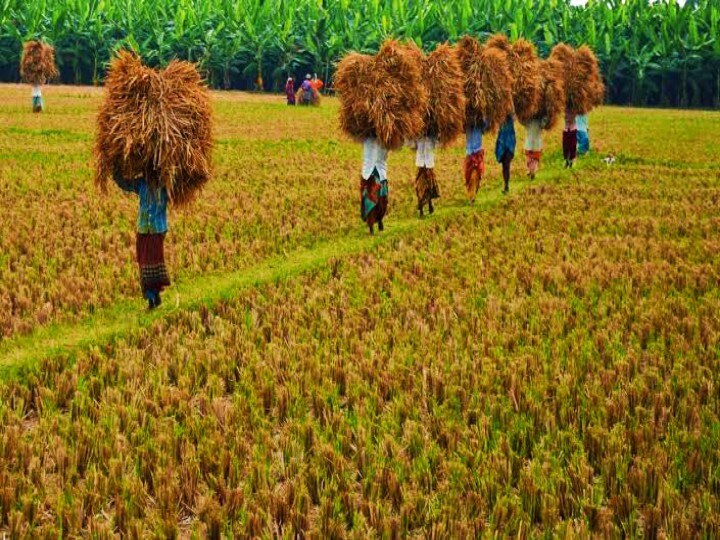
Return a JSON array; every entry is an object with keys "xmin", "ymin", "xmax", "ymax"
[{"xmin": 0, "ymin": 176, "xmax": 545, "ymax": 379}]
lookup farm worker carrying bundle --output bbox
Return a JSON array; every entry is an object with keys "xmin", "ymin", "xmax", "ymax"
[
  {"xmin": 495, "ymin": 114, "xmax": 516, "ymax": 194},
  {"xmin": 335, "ymin": 40, "xmax": 427, "ymax": 234},
  {"xmin": 94, "ymin": 51, "xmax": 213, "ymax": 311},
  {"xmin": 285, "ymin": 77, "xmax": 295, "ymax": 105},
  {"xmin": 113, "ymin": 172, "xmax": 170, "ymax": 309},
  {"xmin": 409, "ymin": 137, "xmax": 440, "ymax": 217},
  {"xmin": 20, "ymin": 40, "xmax": 58, "ymax": 113},
  {"xmin": 563, "ymin": 109, "xmax": 578, "ymax": 168},
  {"xmin": 576, "ymin": 113, "xmax": 590, "ymax": 155},
  {"xmin": 311, "ymin": 73, "xmax": 324, "ymax": 92},
  {"xmin": 300, "ymin": 74, "xmax": 313, "ymax": 105},
  {"xmin": 524, "ymin": 118, "xmax": 543, "ymax": 179},
  {"xmin": 361, "ymin": 137, "xmax": 390, "ymax": 234}
]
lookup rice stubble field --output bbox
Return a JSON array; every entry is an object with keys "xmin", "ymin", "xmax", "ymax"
[{"xmin": 0, "ymin": 84, "xmax": 719, "ymax": 536}]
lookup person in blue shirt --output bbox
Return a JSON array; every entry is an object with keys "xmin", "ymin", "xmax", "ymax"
[
  {"xmin": 495, "ymin": 115, "xmax": 516, "ymax": 194},
  {"xmin": 575, "ymin": 113, "xmax": 590, "ymax": 155},
  {"xmin": 113, "ymin": 170, "xmax": 170, "ymax": 309}
]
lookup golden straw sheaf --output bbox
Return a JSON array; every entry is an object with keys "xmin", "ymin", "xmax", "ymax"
[
  {"xmin": 334, "ymin": 52, "xmax": 376, "ymax": 142},
  {"xmin": 550, "ymin": 43, "xmax": 605, "ymax": 115},
  {"xmin": 533, "ymin": 58, "xmax": 566, "ymax": 130},
  {"xmin": 455, "ymin": 36, "xmax": 513, "ymax": 133},
  {"xmin": 421, "ymin": 43, "xmax": 466, "ymax": 146},
  {"xmin": 93, "ymin": 51, "xmax": 213, "ymax": 207},
  {"xmin": 20, "ymin": 41, "xmax": 59, "ymax": 86}
]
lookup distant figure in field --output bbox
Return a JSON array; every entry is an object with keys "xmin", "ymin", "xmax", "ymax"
[
  {"xmin": 285, "ymin": 77, "xmax": 295, "ymax": 105},
  {"xmin": 299, "ymin": 74, "xmax": 313, "ymax": 106},
  {"xmin": 495, "ymin": 115, "xmax": 516, "ymax": 194},
  {"xmin": 464, "ymin": 122, "xmax": 486, "ymax": 203},
  {"xmin": 524, "ymin": 118, "xmax": 543, "ymax": 179},
  {"xmin": 576, "ymin": 113, "xmax": 590, "ymax": 155},
  {"xmin": 311, "ymin": 73, "xmax": 324, "ymax": 93},
  {"xmin": 563, "ymin": 109, "xmax": 578, "ymax": 168},
  {"xmin": 113, "ymin": 170, "xmax": 170, "ymax": 310},
  {"xmin": 32, "ymin": 85, "xmax": 43, "ymax": 113},
  {"xmin": 361, "ymin": 137, "xmax": 389, "ymax": 235}
]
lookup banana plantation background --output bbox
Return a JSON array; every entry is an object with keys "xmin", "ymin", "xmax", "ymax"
[{"xmin": 0, "ymin": 0, "xmax": 718, "ymax": 108}]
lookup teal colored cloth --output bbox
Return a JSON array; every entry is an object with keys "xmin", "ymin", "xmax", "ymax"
[
  {"xmin": 361, "ymin": 180, "xmax": 389, "ymax": 220},
  {"xmin": 577, "ymin": 129, "xmax": 590, "ymax": 155},
  {"xmin": 32, "ymin": 96, "xmax": 43, "ymax": 110},
  {"xmin": 495, "ymin": 116, "xmax": 516, "ymax": 162},
  {"xmin": 465, "ymin": 122, "xmax": 486, "ymax": 155},
  {"xmin": 113, "ymin": 173, "xmax": 169, "ymax": 234}
]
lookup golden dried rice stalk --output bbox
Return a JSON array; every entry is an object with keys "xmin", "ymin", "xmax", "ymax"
[
  {"xmin": 20, "ymin": 41, "xmax": 59, "ymax": 86},
  {"xmin": 94, "ymin": 51, "xmax": 213, "ymax": 207},
  {"xmin": 532, "ymin": 58, "xmax": 566, "ymax": 131},
  {"xmin": 422, "ymin": 43, "xmax": 466, "ymax": 146},
  {"xmin": 334, "ymin": 53, "xmax": 375, "ymax": 142},
  {"xmin": 550, "ymin": 43, "xmax": 605, "ymax": 115},
  {"xmin": 369, "ymin": 39, "xmax": 428, "ymax": 150},
  {"xmin": 455, "ymin": 35, "xmax": 514, "ymax": 133}
]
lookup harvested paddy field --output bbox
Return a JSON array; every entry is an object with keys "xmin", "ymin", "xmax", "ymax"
[{"xmin": 0, "ymin": 85, "xmax": 718, "ymax": 536}]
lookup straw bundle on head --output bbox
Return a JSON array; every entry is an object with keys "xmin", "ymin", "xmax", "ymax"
[
  {"xmin": 296, "ymin": 87, "xmax": 321, "ymax": 106},
  {"xmin": 334, "ymin": 53, "xmax": 375, "ymax": 142},
  {"xmin": 455, "ymin": 36, "xmax": 514, "ymax": 133},
  {"xmin": 508, "ymin": 39, "xmax": 542, "ymax": 124},
  {"xmin": 422, "ymin": 43, "xmax": 466, "ymax": 146},
  {"xmin": 550, "ymin": 43, "xmax": 605, "ymax": 115},
  {"xmin": 94, "ymin": 51, "xmax": 213, "ymax": 207},
  {"xmin": 485, "ymin": 34, "xmax": 512, "ymax": 56},
  {"xmin": 577, "ymin": 45, "xmax": 605, "ymax": 110},
  {"xmin": 533, "ymin": 58, "xmax": 566, "ymax": 131},
  {"xmin": 369, "ymin": 39, "xmax": 427, "ymax": 150},
  {"xmin": 20, "ymin": 41, "xmax": 59, "ymax": 85}
]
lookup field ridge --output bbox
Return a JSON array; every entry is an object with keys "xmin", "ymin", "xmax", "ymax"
[{"xmin": 0, "ymin": 178, "xmax": 540, "ymax": 379}]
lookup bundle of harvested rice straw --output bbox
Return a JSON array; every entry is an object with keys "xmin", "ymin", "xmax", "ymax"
[
  {"xmin": 455, "ymin": 35, "xmax": 513, "ymax": 133},
  {"xmin": 370, "ymin": 40, "xmax": 427, "ymax": 150},
  {"xmin": 421, "ymin": 43, "xmax": 466, "ymax": 146},
  {"xmin": 507, "ymin": 39, "xmax": 543, "ymax": 124},
  {"xmin": 335, "ymin": 39, "xmax": 427, "ymax": 150},
  {"xmin": 550, "ymin": 43, "xmax": 605, "ymax": 115},
  {"xmin": 20, "ymin": 41, "xmax": 59, "ymax": 85},
  {"xmin": 334, "ymin": 53, "xmax": 375, "ymax": 142},
  {"xmin": 533, "ymin": 58, "xmax": 566, "ymax": 130},
  {"xmin": 296, "ymin": 87, "xmax": 321, "ymax": 106},
  {"xmin": 94, "ymin": 51, "xmax": 213, "ymax": 207}
]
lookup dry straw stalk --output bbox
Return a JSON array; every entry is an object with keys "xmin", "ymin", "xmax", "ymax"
[
  {"xmin": 20, "ymin": 41, "xmax": 59, "ymax": 86},
  {"xmin": 94, "ymin": 51, "xmax": 213, "ymax": 207}
]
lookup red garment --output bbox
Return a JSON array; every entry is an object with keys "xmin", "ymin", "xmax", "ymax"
[
  {"xmin": 525, "ymin": 150, "xmax": 542, "ymax": 176},
  {"xmin": 136, "ymin": 233, "xmax": 170, "ymax": 294},
  {"xmin": 563, "ymin": 130, "xmax": 578, "ymax": 161},
  {"xmin": 311, "ymin": 79, "xmax": 324, "ymax": 91},
  {"xmin": 360, "ymin": 176, "xmax": 388, "ymax": 226},
  {"xmin": 285, "ymin": 81, "xmax": 295, "ymax": 104},
  {"xmin": 464, "ymin": 149, "xmax": 485, "ymax": 201}
]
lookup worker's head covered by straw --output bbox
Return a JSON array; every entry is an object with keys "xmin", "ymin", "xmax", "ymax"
[
  {"xmin": 20, "ymin": 40, "xmax": 59, "ymax": 86},
  {"xmin": 93, "ymin": 51, "xmax": 213, "ymax": 207}
]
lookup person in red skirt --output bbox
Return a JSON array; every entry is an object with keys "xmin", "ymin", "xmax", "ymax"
[
  {"xmin": 360, "ymin": 137, "xmax": 389, "ymax": 235},
  {"xmin": 113, "ymin": 170, "xmax": 170, "ymax": 309},
  {"xmin": 562, "ymin": 109, "xmax": 578, "ymax": 168}
]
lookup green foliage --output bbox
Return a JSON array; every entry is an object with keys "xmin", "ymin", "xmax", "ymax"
[{"xmin": 0, "ymin": 0, "xmax": 717, "ymax": 106}]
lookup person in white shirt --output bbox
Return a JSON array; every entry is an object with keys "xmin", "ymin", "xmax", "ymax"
[
  {"xmin": 360, "ymin": 137, "xmax": 389, "ymax": 234},
  {"xmin": 523, "ymin": 118, "xmax": 544, "ymax": 179},
  {"xmin": 32, "ymin": 85, "xmax": 43, "ymax": 113},
  {"xmin": 409, "ymin": 136, "xmax": 439, "ymax": 216}
]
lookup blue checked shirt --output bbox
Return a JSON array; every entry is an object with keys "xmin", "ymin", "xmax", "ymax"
[{"xmin": 113, "ymin": 172, "xmax": 168, "ymax": 234}]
